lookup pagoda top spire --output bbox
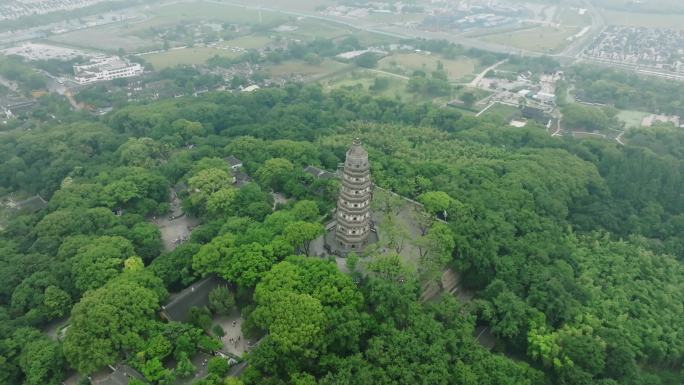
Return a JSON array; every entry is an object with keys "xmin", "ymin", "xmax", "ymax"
[{"xmin": 346, "ymin": 138, "xmax": 368, "ymax": 160}]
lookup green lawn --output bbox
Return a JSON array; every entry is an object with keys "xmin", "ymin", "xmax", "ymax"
[
  {"xmin": 326, "ymin": 71, "xmax": 411, "ymax": 100},
  {"xmin": 261, "ymin": 59, "xmax": 348, "ymax": 78},
  {"xmin": 379, "ymin": 53, "xmax": 478, "ymax": 81},
  {"xmin": 480, "ymin": 25, "xmax": 580, "ymax": 54},
  {"xmin": 223, "ymin": 36, "xmax": 272, "ymax": 49},
  {"xmin": 122, "ymin": 1, "xmax": 287, "ymax": 36},
  {"xmin": 141, "ymin": 47, "xmax": 240, "ymax": 69},
  {"xmin": 480, "ymin": 103, "xmax": 521, "ymax": 122},
  {"xmin": 617, "ymin": 110, "xmax": 650, "ymax": 128}
]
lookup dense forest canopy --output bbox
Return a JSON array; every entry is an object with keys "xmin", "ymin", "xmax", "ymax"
[{"xmin": 0, "ymin": 83, "xmax": 682, "ymax": 385}]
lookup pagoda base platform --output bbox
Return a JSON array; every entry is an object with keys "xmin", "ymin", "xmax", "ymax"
[{"xmin": 322, "ymin": 221, "xmax": 378, "ymax": 257}]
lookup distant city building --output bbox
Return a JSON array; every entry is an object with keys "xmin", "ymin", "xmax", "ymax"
[
  {"xmin": 73, "ymin": 56, "xmax": 143, "ymax": 85},
  {"xmin": 334, "ymin": 139, "xmax": 372, "ymax": 251}
]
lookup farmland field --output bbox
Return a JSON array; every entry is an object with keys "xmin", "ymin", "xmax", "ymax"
[
  {"xmin": 223, "ymin": 36, "xmax": 272, "ymax": 49},
  {"xmin": 48, "ymin": 23, "xmax": 159, "ymax": 53},
  {"xmin": 147, "ymin": 1, "xmax": 286, "ymax": 26},
  {"xmin": 480, "ymin": 25, "xmax": 579, "ymax": 53},
  {"xmin": 378, "ymin": 53, "xmax": 478, "ymax": 82},
  {"xmin": 141, "ymin": 47, "xmax": 240, "ymax": 69},
  {"xmin": 229, "ymin": 0, "xmax": 333, "ymax": 13},
  {"xmin": 261, "ymin": 59, "xmax": 349, "ymax": 78},
  {"xmin": 280, "ymin": 19, "xmax": 353, "ymax": 40}
]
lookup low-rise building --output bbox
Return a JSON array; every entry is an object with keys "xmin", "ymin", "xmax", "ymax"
[
  {"xmin": 224, "ymin": 155, "xmax": 243, "ymax": 170},
  {"xmin": 90, "ymin": 364, "xmax": 145, "ymax": 385},
  {"xmin": 303, "ymin": 165, "xmax": 337, "ymax": 180},
  {"xmin": 160, "ymin": 275, "xmax": 228, "ymax": 323},
  {"xmin": 74, "ymin": 57, "xmax": 143, "ymax": 85}
]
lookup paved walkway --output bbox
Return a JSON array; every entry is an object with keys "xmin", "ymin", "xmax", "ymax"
[
  {"xmin": 152, "ymin": 188, "xmax": 199, "ymax": 251},
  {"xmin": 215, "ymin": 310, "xmax": 254, "ymax": 357},
  {"xmin": 469, "ymin": 59, "xmax": 507, "ymax": 88}
]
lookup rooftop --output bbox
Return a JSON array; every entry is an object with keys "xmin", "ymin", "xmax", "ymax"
[
  {"xmin": 161, "ymin": 275, "xmax": 228, "ymax": 322},
  {"xmin": 303, "ymin": 166, "xmax": 337, "ymax": 180},
  {"xmin": 90, "ymin": 364, "xmax": 144, "ymax": 385},
  {"xmin": 223, "ymin": 155, "xmax": 243, "ymax": 167}
]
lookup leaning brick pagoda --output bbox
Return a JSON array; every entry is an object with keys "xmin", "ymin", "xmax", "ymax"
[{"xmin": 335, "ymin": 138, "xmax": 372, "ymax": 251}]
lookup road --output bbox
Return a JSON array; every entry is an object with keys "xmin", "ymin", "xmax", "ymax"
[
  {"xmin": 367, "ymin": 68, "xmax": 409, "ymax": 80},
  {"xmin": 560, "ymin": 0, "xmax": 606, "ymax": 59},
  {"xmin": 469, "ymin": 59, "xmax": 507, "ymax": 88}
]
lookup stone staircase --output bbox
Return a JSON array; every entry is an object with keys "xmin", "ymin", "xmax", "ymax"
[{"xmin": 419, "ymin": 268, "xmax": 461, "ymax": 303}]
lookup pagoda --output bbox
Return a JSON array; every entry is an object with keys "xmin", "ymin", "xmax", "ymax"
[{"xmin": 334, "ymin": 138, "xmax": 372, "ymax": 251}]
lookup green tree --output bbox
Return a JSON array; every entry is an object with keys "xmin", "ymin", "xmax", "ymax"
[
  {"xmin": 206, "ymin": 187, "xmax": 238, "ymax": 217},
  {"xmin": 255, "ymin": 158, "xmax": 294, "ymax": 192},
  {"xmin": 461, "ymin": 92, "xmax": 476, "ymax": 108},
  {"xmin": 283, "ymin": 221, "xmax": 324, "ymax": 256},
  {"xmin": 291, "ymin": 200, "xmax": 319, "ymax": 222},
  {"xmin": 188, "ymin": 168, "xmax": 233, "ymax": 212},
  {"xmin": 354, "ymin": 52, "xmax": 379, "ymax": 68},
  {"xmin": 70, "ymin": 236, "xmax": 135, "ymax": 293},
  {"xmin": 42, "ymin": 286, "xmax": 72, "ymax": 319},
  {"xmin": 19, "ymin": 338, "xmax": 65, "ymax": 385},
  {"xmin": 252, "ymin": 290, "xmax": 325, "ymax": 352},
  {"xmin": 208, "ymin": 286, "xmax": 235, "ymax": 315},
  {"xmin": 175, "ymin": 352, "xmax": 196, "ymax": 378},
  {"xmin": 418, "ymin": 191, "xmax": 455, "ymax": 218},
  {"xmin": 345, "ymin": 253, "xmax": 359, "ymax": 271},
  {"xmin": 63, "ymin": 272, "xmax": 164, "ymax": 374},
  {"xmin": 207, "ymin": 357, "xmax": 230, "ymax": 377},
  {"xmin": 188, "ymin": 307, "xmax": 212, "ymax": 331},
  {"xmin": 141, "ymin": 357, "xmax": 174, "ymax": 384}
]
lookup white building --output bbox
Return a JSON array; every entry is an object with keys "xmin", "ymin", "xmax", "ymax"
[{"xmin": 73, "ymin": 56, "xmax": 143, "ymax": 85}]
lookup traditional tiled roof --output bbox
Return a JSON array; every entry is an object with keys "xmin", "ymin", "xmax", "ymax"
[{"xmin": 161, "ymin": 275, "xmax": 228, "ymax": 322}]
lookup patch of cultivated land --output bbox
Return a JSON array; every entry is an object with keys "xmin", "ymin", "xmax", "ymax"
[
  {"xmin": 480, "ymin": 25, "xmax": 580, "ymax": 54},
  {"xmin": 145, "ymin": 1, "xmax": 286, "ymax": 27},
  {"xmin": 379, "ymin": 53, "xmax": 478, "ymax": 81},
  {"xmin": 601, "ymin": 9, "xmax": 684, "ymax": 29},
  {"xmin": 142, "ymin": 47, "xmax": 240, "ymax": 69},
  {"xmin": 283, "ymin": 19, "xmax": 354, "ymax": 40},
  {"xmin": 231, "ymin": 0, "xmax": 334, "ymax": 13},
  {"xmin": 48, "ymin": 23, "xmax": 159, "ymax": 52}
]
